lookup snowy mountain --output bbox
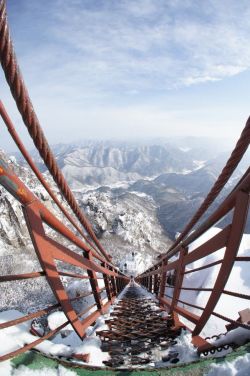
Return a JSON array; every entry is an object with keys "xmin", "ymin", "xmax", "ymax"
[
  {"xmin": 1, "ymin": 140, "xmax": 250, "ymax": 371},
  {"xmin": 76, "ymin": 190, "xmax": 172, "ymax": 270},
  {"xmin": 16, "ymin": 139, "xmax": 250, "ymax": 240},
  {"xmin": 30, "ymin": 141, "xmax": 206, "ymax": 188},
  {"xmin": 0, "ymin": 150, "xmax": 71, "ymax": 312},
  {"xmin": 0, "ymin": 149, "xmax": 171, "ymax": 312},
  {"xmin": 1, "ymin": 137, "xmax": 249, "ymax": 312}
]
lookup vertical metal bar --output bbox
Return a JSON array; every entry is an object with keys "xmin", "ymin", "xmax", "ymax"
[
  {"xmin": 102, "ymin": 262, "xmax": 112, "ymax": 302},
  {"xmin": 153, "ymin": 266, "xmax": 159, "ymax": 294},
  {"xmin": 116, "ymin": 276, "xmax": 121, "ymax": 293},
  {"xmin": 158, "ymin": 259, "xmax": 167, "ymax": 299},
  {"xmin": 170, "ymin": 247, "xmax": 188, "ymax": 313},
  {"xmin": 23, "ymin": 204, "xmax": 85, "ymax": 338},
  {"xmin": 109, "ymin": 266, "xmax": 118, "ymax": 297},
  {"xmin": 149, "ymin": 274, "xmax": 153, "ymax": 293},
  {"xmin": 85, "ymin": 251, "xmax": 103, "ymax": 312}
]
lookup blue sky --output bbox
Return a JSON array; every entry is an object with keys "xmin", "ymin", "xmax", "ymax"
[{"xmin": 1, "ymin": 0, "xmax": 250, "ymax": 150}]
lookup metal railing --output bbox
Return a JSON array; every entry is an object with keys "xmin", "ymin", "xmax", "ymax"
[
  {"xmin": 0, "ymin": 0, "xmax": 249, "ymax": 360},
  {"xmin": 0, "ymin": 0, "xmax": 129, "ymax": 361},
  {"xmin": 136, "ymin": 125, "xmax": 250, "ymax": 351},
  {"xmin": 0, "ymin": 153, "xmax": 128, "ymax": 361}
]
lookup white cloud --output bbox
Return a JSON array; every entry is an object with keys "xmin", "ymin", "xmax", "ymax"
[
  {"xmin": 1, "ymin": 0, "xmax": 249, "ymax": 147},
  {"xmin": 10, "ymin": 0, "xmax": 250, "ymax": 94}
]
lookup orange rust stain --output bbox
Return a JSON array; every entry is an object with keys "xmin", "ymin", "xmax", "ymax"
[{"xmin": 17, "ymin": 187, "xmax": 27, "ymax": 198}]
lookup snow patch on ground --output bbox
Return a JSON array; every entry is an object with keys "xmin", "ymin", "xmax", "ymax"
[
  {"xmin": 0, "ymin": 310, "xmax": 73, "ymax": 359},
  {"xmin": 156, "ymin": 330, "xmax": 198, "ymax": 367},
  {"xmin": 206, "ymin": 353, "xmax": 250, "ymax": 376},
  {"xmin": 0, "ymin": 307, "xmax": 110, "ymax": 367},
  {"xmin": 175, "ymin": 227, "xmax": 250, "ymax": 337},
  {"xmin": 47, "ymin": 312, "xmax": 69, "ymax": 331},
  {"xmin": 212, "ymin": 326, "xmax": 250, "ymax": 347}
]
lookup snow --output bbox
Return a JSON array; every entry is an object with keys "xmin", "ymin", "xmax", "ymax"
[
  {"xmin": 212, "ymin": 326, "xmax": 250, "ymax": 347},
  {"xmin": 206, "ymin": 353, "xmax": 250, "ymax": 376},
  {"xmin": 0, "ymin": 305, "xmax": 111, "ymax": 367},
  {"xmin": 47, "ymin": 312, "xmax": 69, "ymax": 331},
  {"xmin": 157, "ymin": 330, "xmax": 198, "ymax": 367},
  {"xmin": 8, "ymin": 156, "xmax": 17, "ymax": 165},
  {"xmin": 3, "ymin": 226, "xmax": 248, "ymax": 367},
  {"xmin": 179, "ymin": 147, "xmax": 191, "ymax": 152},
  {"xmin": 193, "ymin": 160, "xmax": 206, "ymax": 170},
  {"xmin": 1, "ymin": 277, "xmax": 250, "ymax": 370},
  {"xmin": 0, "ymin": 310, "xmax": 73, "ymax": 359},
  {"xmin": 73, "ymin": 337, "xmax": 108, "ymax": 365},
  {"xmin": 48, "ymin": 315, "xmax": 110, "ymax": 366},
  {"xmin": 174, "ymin": 227, "xmax": 250, "ymax": 337},
  {"xmin": 0, "ymin": 359, "xmax": 12, "ymax": 376},
  {"xmin": 79, "ymin": 190, "xmax": 171, "ymax": 272},
  {"xmin": 129, "ymin": 191, "xmax": 154, "ymax": 201}
]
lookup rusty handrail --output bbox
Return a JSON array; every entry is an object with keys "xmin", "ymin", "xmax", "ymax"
[
  {"xmin": 167, "ymin": 117, "xmax": 250, "ymax": 255},
  {"xmin": 0, "ymin": 0, "xmax": 110, "ymax": 261},
  {"xmin": 0, "ymin": 149, "xmax": 128, "ymax": 360},
  {"xmin": 137, "ymin": 162, "xmax": 250, "ymax": 349},
  {"xmin": 0, "ymin": 0, "xmax": 250, "ymax": 360},
  {"xmin": 0, "ymin": 100, "xmax": 100, "ymax": 254}
]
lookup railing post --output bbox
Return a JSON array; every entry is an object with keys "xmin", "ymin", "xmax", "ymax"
[
  {"xmin": 170, "ymin": 246, "xmax": 188, "ymax": 314},
  {"xmin": 109, "ymin": 266, "xmax": 118, "ymax": 297},
  {"xmin": 158, "ymin": 259, "xmax": 168, "ymax": 299},
  {"xmin": 147, "ymin": 276, "xmax": 150, "ymax": 291},
  {"xmin": 102, "ymin": 262, "xmax": 112, "ymax": 302},
  {"xmin": 121, "ymin": 275, "xmax": 126, "ymax": 292},
  {"xmin": 116, "ymin": 273, "xmax": 122, "ymax": 294},
  {"xmin": 149, "ymin": 272, "xmax": 153, "ymax": 293},
  {"xmin": 153, "ymin": 266, "xmax": 160, "ymax": 294},
  {"xmin": 85, "ymin": 251, "xmax": 103, "ymax": 312}
]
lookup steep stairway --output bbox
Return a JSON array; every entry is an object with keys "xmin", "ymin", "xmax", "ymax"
[{"xmin": 97, "ymin": 282, "xmax": 181, "ymax": 367}]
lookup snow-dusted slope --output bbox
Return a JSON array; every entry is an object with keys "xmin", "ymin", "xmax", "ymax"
[
  {"xmin": 0, "ymin": 150, "xmax": 72, "ymax": 312},
  {"xmin": 31, "ymin": 141, "xmax": 200, "ymax": 188},
  {"xmin": 175, "ymin": 227, "xmax": 250, "ymax": 337},
  {"xmin": 76, "ymin": 190, "xmax": 172, "ymax": 270},
  {"xmin": 0, "ymin": 149, "xmax": 172, "ymax": 312}
]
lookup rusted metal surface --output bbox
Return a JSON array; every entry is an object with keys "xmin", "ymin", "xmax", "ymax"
[
  {"xmin": 97, "ymin": 283, "xmax": 183, "ymax": 367},
  {"xmin": 0, "ymin": 100, "xmax": 99, "ymax": 253},
  {"xmin": 85, "ymin": 251, "xmax": 103, "ymax": 312},
  {"xmin": 226, "ymin": 308, "xmax": 250, "ymax": 332},
  {"xmin": 0, "ymin": 153, "xmax": 128, "ymax": 358},
  {"xmin": 0, "ymin": 0, "xmax": 250, "ymax": 362},
  {"xmin": 137, "ymin": 135, "xmax": 250, "ymax": 353},
  {"xmin": 0, "ymin": 0, "xmax": 110, "ymax": 260},
  {"xmin": 192, "ymin": 191, "xmax": 249, "ymax": 336},
  {"xmin": 0, "ymin": 304, "xmax": 60, "ymax": 330},
  {"xmin": 0, "ymin": 321, "xmax": 70, "ymax": 362},
  {"xmin": 166, "ymin": 117, "xmax": 250, "ymax": 255},
  {"xmin": 158, "ymin": 259, "xmax": 167, "ymax": 300},
  {"xmin": 170, "ymin": 247, "xmax": 187, "ymax": 311}
]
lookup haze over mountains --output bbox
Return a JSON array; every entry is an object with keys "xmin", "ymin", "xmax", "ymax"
[
  {"xmin": 1, "ymin": 137, "xmax": 249, "ymax": 311},
  {"xmin": 30, "ymin": 137, "xmax": 249, "ymax": 239},
  {"xmin": 30, "ymin": 138, "xmax": 229, "ymax": 185}
]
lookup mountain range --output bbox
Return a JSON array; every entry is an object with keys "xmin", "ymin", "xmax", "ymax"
[{"xmin": 1, "ymin": 138, "xmax": 249, "ymax": 312}]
